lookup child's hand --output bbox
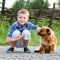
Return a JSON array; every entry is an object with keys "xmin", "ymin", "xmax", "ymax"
[{"xmin": 17, "ymin": 33, "xmax": 24, "ymax": 40}]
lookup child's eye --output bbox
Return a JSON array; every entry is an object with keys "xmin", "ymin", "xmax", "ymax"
[
  {"xmin": 19, "ymin": 17, "xmax": 22, "ymax": 18},
  {"xmin": 24, "ymin": 17, "xmax": 26, "ymax": 19}
]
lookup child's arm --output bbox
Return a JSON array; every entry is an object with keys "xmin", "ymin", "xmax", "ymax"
[
  {"xmin": 6, "ymin": 24, "xmax": 24, "ymax": 43},
  {"xmin": 28, "ymin": 22, "xmax": 40, "ymax": 31},
  {"xmin": 6, "ymin": 33, "xmax": 23, "ymax": 43}
]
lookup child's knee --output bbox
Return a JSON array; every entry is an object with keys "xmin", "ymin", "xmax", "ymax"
[
  {"xmin": 22, "ymin": 30, "xmax": 31, "ymax": 40},
  {"xmin": 12, "ymin": 30, "xmax": 21, "ymax": 38}
]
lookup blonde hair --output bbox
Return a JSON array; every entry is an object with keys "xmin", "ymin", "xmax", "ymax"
[{"xmin": 17, "ymin": 9, "xmax": 29, "ymax": 17}]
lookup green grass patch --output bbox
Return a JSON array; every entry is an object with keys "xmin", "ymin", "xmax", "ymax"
[
  {"xmin": 0, "ymin": 17, "xmax": 60, "ymax": 46},
  {"xmin": 29, "ymin": 30, "xmax": 40, "ymax": 46}
]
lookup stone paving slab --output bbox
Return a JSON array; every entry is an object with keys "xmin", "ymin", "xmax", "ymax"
[{"xmin": 0, "ymin": 46, "xmax": 60, "ymax": 60}]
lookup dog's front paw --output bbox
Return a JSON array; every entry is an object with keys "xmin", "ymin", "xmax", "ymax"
[
  {"xmin": 34, "ymin": 50, "xmax": 40, "ymax": 53},
  {"xmin": 40, "ymin": 50, "xmax": 45, "ymax": 54},
  {"xmin": 50, "ymin": 51, "xmax": 55, "ymax": 54}
]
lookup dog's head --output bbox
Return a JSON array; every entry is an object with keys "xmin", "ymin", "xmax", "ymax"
[{"xmin": 37, "ymin": 26, "xmax": 52, "ymax": 36}]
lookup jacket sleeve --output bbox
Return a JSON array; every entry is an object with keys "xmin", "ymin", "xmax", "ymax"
[{"xmin": 7, "ymin": 24, "xmax": 15, "ymax": 37}]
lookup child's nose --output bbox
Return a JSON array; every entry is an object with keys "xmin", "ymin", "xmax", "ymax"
[{"xmin": 20, "ymin": 18, "xmax": 24, "ymax": 20}]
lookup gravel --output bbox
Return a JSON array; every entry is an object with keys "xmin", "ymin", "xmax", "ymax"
[{"xmin": 0, "ymin": 46, "xmax": 60, "ymax": 60}]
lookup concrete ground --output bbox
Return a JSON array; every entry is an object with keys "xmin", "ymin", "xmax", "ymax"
[{"xmin": 0, "ymin": 46, "xmax": 60, "ymax": 60}]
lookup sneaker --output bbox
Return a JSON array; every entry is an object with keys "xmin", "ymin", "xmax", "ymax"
[
  {"xmin": 24, "ymin": 47, "xmax": 31, "ymax": 53},
  {"xmin": 7, "ymin": 47, "xmax": 14, "ymax": 53}
]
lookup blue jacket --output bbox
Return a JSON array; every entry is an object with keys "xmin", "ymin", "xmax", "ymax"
[{"xmin": 7, "ymin": 21, "xmax": 38, "ymax": 37}]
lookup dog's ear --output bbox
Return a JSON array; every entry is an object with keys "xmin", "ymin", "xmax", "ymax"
[{"xmin": 46, "ymin": 29, "xmax": 51, "ymax": 35}]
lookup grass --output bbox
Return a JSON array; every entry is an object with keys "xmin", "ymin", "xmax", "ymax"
[
  {"xmin": 0, "ymin": 17, "xmax": 10, "ymax": 45},
  {"xmin": 29, "ymin": 30, "xmax": 40, "ymax": 46},
  {"xmin": 0, "ymin": 17, "xmax": 60, "ymax": 46}
]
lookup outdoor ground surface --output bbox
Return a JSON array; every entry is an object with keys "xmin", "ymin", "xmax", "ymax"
[{"xmin": 0, "ymin": 46, "xmax": 60, "ymax": 60}]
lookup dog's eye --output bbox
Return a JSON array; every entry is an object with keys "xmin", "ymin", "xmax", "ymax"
[
  {"xmin": 46, "ymin": 29, "xmax": 50, "ymax": 32},
  {"xmin": 40, "ymin": 29, "xmax": 43, "ymax": 32}
]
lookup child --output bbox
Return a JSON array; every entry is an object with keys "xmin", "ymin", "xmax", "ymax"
[{"xmin": 6, "ymin": 9, "xmax": 39, "ymax": 53}]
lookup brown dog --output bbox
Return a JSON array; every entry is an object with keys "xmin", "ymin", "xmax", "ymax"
[{"xmin": 35, "ymin": 26, "xmax": 57, "ymax": 53}]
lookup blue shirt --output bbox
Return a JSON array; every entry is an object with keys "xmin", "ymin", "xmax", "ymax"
[{"xmin": 8, "ymin": 21, "xmax": 38, "ymax": 37}]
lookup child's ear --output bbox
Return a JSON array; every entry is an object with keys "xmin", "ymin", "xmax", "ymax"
[{"xmin": 28, "ymin": 17, "xmax": 29, "ymax": 20}]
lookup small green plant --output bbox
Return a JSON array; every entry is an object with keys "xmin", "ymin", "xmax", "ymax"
[{"xmin": 0, "ymin": 16, "xmax": 10, "ymax": 45}]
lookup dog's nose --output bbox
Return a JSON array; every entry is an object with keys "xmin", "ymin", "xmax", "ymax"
[{"xmin": 37, "ymin": 33, "xmax": 40, "ymax": 35}]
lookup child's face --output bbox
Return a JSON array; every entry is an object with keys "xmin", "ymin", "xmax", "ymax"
[{"xmin": 17, "ymin": 13, "xmax": 29, "ymax": 26}]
